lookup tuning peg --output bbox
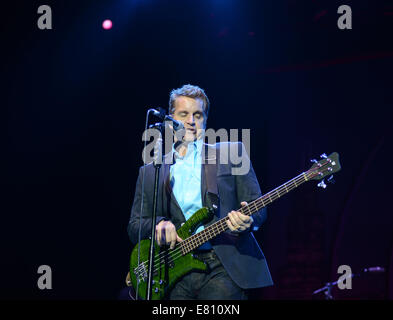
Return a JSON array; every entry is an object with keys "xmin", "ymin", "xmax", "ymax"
[
  {"xmin": 320, "ymin": 153, "xmax": 327, "ymax": 159},
  {"xmin": 317, "ymin": 179, "xmax": 327, "ymax": 189},
  {"xmin": 327, "ymin": 175, "xmax": 335, "ymax": 184},
  {"xmin": 311, "ymin": 159, "xmax": 318, "ymax": 164}
]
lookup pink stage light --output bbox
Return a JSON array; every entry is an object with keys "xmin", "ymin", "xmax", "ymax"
[{"xmin": 102, "ymin": 20, "xmax": 113, "ymax": 30}]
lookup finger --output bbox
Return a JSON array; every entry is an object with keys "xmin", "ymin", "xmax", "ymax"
[
  {"xmin": 169, "ymin": 230, "xmax": 177, "ymax": 250},
  {"xmin": 166, "ymin": 225, "xmax": 177, "ymax": 249},
  {"xmin": 226, "ymin": 218, "xmax": 237, "ymax": 232},
  {"xmin": 156, "ymin": 225, "xmax": 162, "ymax": 246},
  {"xmin": 165, "ymin": 226, "xmax": 173, "ymax": 246},
  {"xmin": 228, "ymin": 212, "xmax": 240, "ymax": 229},
  {"xmin": 240, "ymin": 201, "xmax": 248, "ymax": 206},
  {"xmin": 176, "ymin": 235, "xmax": 183, "ymax": 242},
  {"xmin": 235, "ymin": 211, "xmax": 251, "ymax": 223},
  {"xmin": 231, "ymin": 211, "xmax": 245, "ymax": 226}
]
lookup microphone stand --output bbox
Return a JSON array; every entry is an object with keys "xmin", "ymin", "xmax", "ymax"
[
  {"xmin": 145, "ymin": 122, "xmax": 164, "ymax": 300},
  {"xmin": 312, "ymin": 266, "xmax": 385, "ymax": 299},
  {"xmin": 143, "ymin": 107, "xmax": 183, "ymax": 300}
]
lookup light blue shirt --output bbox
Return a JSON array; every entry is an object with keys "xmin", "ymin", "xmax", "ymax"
[{"xmin": 170, "ymin": 139, "xmax": 212, "ymax": 250}]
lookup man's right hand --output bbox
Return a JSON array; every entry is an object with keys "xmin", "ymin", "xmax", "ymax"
[{"xmin": 155, "ymin": 220, "xmax": 183, "ymax": 249}]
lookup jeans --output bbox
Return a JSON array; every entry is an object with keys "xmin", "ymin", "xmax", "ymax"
[{"xmin": 169, "ymin": 250, "xmax": 248, "ymax": 300}]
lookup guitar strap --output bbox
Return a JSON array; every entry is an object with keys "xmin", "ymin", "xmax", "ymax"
[{"xmin": 203, "ymin": 145, "xmax": 220, "ymax": 213}]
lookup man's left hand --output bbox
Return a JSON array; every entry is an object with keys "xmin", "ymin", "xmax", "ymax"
[{"xmin": 226, "ymin": 201, "xmax": 254, "ymax": 233}]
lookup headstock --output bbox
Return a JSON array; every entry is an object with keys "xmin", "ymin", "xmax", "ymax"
[{"xmin": 307, "ymin": 152, "xmax": 341, "ymax": 188}]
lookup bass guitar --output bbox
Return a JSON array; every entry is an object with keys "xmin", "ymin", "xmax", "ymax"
[{"xmin": 129, "ymin": 152, "xmax": 341, "ymax": 300}]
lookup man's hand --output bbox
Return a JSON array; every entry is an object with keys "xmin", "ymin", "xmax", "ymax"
[
  {"xmin": 226, "ymin": 202, "xmax": 254, "ymax": 233},
  {"xmin": 155, "ymin": 220, "xmax": 183, "ymax": 249}
]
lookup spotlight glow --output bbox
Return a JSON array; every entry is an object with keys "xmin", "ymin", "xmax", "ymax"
[{"xmin": 102, "ymin": 20, "xmax": 113, "ymax": 30}]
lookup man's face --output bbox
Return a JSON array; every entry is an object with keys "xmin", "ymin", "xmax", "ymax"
[{"xmin": 172, "ymin": 96, "xmax": 206, "ymax": 142}]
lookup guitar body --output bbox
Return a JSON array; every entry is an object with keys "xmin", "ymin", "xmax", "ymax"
[{"xmin": 129, "ymin": 207, "xmax": 213, "ymax": 300}]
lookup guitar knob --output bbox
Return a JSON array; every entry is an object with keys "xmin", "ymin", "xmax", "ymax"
[
  {"xmin": 154, "ymin": 287, "xmax": 159, "ymax": 293},
  {"xmin": 317, "ymin": 179, "xmax": 327, "ymax": 189}
]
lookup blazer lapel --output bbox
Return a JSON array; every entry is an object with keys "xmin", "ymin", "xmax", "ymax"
[
  {"xmin": 162, "ymin": 152, "xmax": 186, "ymax": 225},
  {"xmin": 201, "ymin": 143, "xmax": 218, "ymax": 207}
]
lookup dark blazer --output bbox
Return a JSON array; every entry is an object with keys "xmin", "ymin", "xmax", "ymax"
[{"xmin": 127, "ymin": 141, "xmax": 273, "ymax": 289}]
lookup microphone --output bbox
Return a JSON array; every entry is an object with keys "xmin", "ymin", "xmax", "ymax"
[
  {"xmin": 363, "ymin": 266, "xmax": 385, "ymax": 273},
  {"xmin": 164, "ymin": 115, "xmax": 184, "ymax": 131},
  {"xmin": 149, "ymin": 108, "xmax": 184, "ymax": 131},
  {"xmin": 149, "ymin": 108, "xmax": 166, "ymax": 119}
]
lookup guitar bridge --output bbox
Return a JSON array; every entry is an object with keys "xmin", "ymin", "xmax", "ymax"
[
  {"xmin": 134, "ymin": 264, "xmax": 147, "ymax": 283},
  {"xmin": 134, "ymin": 261, "xmax": 162, "ymax": 283}
]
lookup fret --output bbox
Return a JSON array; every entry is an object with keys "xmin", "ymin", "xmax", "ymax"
[
  {"xmin": 194, "ymin": 235, "xmax": 200, "ymax": 249},
  {"xmin": 205, "ymin": 230, "xmax": 210, "ymax": 241},
  {"xmin": 258, "ymin": 198, "xmax": 265, "ymax": 209},
  {"xmin": 252, "ymin": 201, "xmax": 258, "ymax": 214},
  {"xmin": 193, "ymin": 236, "xmax": 199, "ymax": 249},
  {"xmin": 195, "ymin": 236, "xmax": 200, "ymax": 250},
  {"xmin": 180, "ymin": 243, "xmax": 185, "ymax": 255},
  {"xmin": 185, "ymin": 240, "xmax": 189, "ymax": 252},
  {"xmin": 197, "ymin": 235, "xmax": 203, "ymax": 249},
  {"xmin": 212, "ymin": 224, "xmax": 218, "ymax": 237},
  {"xmin": 187, "ymin": 238, "xmax": 193, "ymax": 252},
  {"xmin": 255, "ymin": 201, "xmax": 262, "ymax": 212},
  {"xmin": 214, "ymin": 223, "xmax": 220, "ymax": 233}
]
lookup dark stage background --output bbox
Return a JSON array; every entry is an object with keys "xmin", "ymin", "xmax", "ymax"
[{"xmin": 2, "ymin": 0, "xmax": 393, "ymax": 299}]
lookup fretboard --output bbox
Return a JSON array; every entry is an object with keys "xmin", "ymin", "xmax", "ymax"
[{"xmin": 179, "ymin": 170, "xmax": 314, "ymax": 255}]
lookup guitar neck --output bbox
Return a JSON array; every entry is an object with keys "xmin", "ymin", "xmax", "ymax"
[{"xmin": 181, "ymin": 171, "xmax": 313, "ymax": 254}]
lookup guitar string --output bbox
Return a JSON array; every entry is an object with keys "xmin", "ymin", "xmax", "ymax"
[
  {"xmin": 134, "ymin": 171, "xmax": 307, "ymax": 273},
  {"xmin": 134, "ymin": 165, "xmax": 328, "ymax": 278},
  {"xmin": 134, "ymin": 162, "xmax": 332, "ymax": 278},
  {"xmin": 133, "ymin": 166, "xmax": 326, "ymax": 278},
  {"xmin": 134, "ymin": 173, "xmax": 308, "ymax": 278},
  {"xmin": 132, "ymin": 172, "xmax": 300, "ymax": 278},
  {"xmin": 134, "ymin": 177, "xmax": 302, "ymax": 277}
]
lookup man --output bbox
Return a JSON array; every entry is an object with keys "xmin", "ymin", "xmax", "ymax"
[{"xmin": 127, "ymin": 84, "xmax": 273, "ymax": 300}]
